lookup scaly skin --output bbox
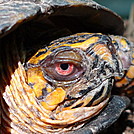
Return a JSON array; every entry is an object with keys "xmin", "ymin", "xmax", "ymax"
[
  {"xmin": 110, "ymin": 35, "xmax": 134, "ymax": 96},
  {"xmin": 1, "ymin": 33, "xmax": 133, "ymax": 133}
]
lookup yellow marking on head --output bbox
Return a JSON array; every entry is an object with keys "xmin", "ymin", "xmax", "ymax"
[
  {"xmin": 115, "ymin": 77, "xmax": 128, "ymax": 87},
  {"xmin": 46, "ymin": 87, "xmax": 52, "ymax": 93},
  {"xmin": 40, "ymin": 101, "xmax": 57, "ymax": 111},
  {"xmin": 28, "ymin": 33, "xmax": 101, "ymax": 65},
  {"xmin": 27, "ymin": 67, "xmax": 48, "ymax": 98},
  {"xmin": 94, "ymin": 44, "xmax": 107, "ymax": 54},
  {"xmin": 48, "ymin": 35, "xmax": 100, "ymax": 51},
  {"xmin": 126, "ymin": 66, "xmax": 134, "ymax": 79},
  {"xmin": 115, "ymin": 76, "xmax": 122, "ymax": 80},
  {"xmin": 39, "ymin": 48, "xmax": 47, "ymax": 52},
  {"xmin": 50, "ymin": 33, "xmax": 101, "ymax": 50},
  {"xmin": 45, "ymin": 87, "xmax": 66, "ymax": 106},
  {"xmin": 120, "ymin": 38, "xmax": 128, "ymax": 49},
  {"xmin": 102, "ymin": 53, "xmax": 112, "ymax": 62},
  {"xmin": 132, "ymin": 53, "xmax": 134, "ymax": 58},
  {"xmin": 93, "ymin": 44, "xmax": 112, "ymax": 63},
  {"xmin": 33, "ymin": 82, "xmax": 45, "ymax": 98},
  {"xmin": 112, "ymin": 40, "xmax": 116, "ymax": 44},
  {"xmin": 70, "ymin": 36, "xmax": 100, "ymax": 50},
  {"xmin": 28, "ymin": 51, "xmax": 52, "ymax": 65}
]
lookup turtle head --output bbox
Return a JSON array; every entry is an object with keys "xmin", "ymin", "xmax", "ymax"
[{"xmin": 26, "ymin": 33, "xmax": 123, "ymax": 116}]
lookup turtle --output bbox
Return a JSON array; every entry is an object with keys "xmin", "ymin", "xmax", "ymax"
[{"xmin": 0, "ymin": 0, "xmax": 133, "ymax": 134}]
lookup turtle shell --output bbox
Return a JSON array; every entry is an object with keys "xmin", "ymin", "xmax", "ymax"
[
  {"xmin": 0, "ymin": 0, "xmax": 128, "ymax": 134},
  {"xmin": 0, "ymin": 0, "xmax": 124, "ymax": 39}
]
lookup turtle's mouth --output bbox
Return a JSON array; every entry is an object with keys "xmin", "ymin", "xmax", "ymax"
[
  {"xmin": 54, "ymin": 78, "xmax": 113, "ymax": 112},
  {"xmin": 37, "ymin": 78, "xmax": 113, "ymax": 113},
  {"xmin": 42, "ymin": 78, "xmax": 112, "ymax": 128},
  {"xmin": 35, "ymin": 78, "xmax": 112, "ymax": 125}
]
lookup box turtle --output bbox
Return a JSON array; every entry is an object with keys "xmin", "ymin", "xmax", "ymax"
[{"xmin": 0, "ymin": 0, "xmax": 133, "ymax": 134}]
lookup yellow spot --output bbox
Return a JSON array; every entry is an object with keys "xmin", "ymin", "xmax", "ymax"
[
  {"xmin": 116, "ymin": 77, "xmax": 128, "ymax": 87},
  {"xmin": 47, "ymin": 34, "xmax": 100, "ymax": 52},
  {"xmin": 115, "ymin": 76, "xmax": 122, "ymax": 80},
  {"xmin": 40, "ymin": 101, "xmax": 57, "ymax": 111},
  {"xmin": 46, "ymin": 87, "xmax": 52, "ymax": 93},
  {"xmin": 126, "ymin": 66, "xmax": 134, "ymax": 79},
  {"xmin": 46, "ymin": 87, "xmax": 66, "ymax": 106},
  {"xmin": 27, "ymin": 67, "xmax": 48, "ymax": 98},
  {"xmin": 112, "ymin": 40, "xmax": 116, "ymax": 44},
  {"xmin": 70, "ymin": 36, "xmax": 100, "ymax": 50},
  {"xmin": 120, "ymin": 39, "xmax": 128, "ymax": 49},
  {"xmin": 93, "ymin": 44, "xmax": 112, "ymax": 63},
  {"xmin": 28, "ymin": 51, "xmax": 52, "ymax": 65},
  {"xmin": 132, "ymin": 53, "xmax": 134, "ymax": 58}
]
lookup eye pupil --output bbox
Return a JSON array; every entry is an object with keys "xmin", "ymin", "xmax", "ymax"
[
  {"xmin": 55, "ymin": 63, "xmax": 74, "ymax": 75},
  {"xmin": 60, "ymin": 63, "xmax": 69, "ymax": 70}
]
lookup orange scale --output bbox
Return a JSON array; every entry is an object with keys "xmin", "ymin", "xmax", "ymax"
[
  {"xmin": 126, "ymin": 66, "xmax": 134, "ymax": 79},
  {"xmin": 115, "ymin": 77, "xmax": 128, "ymax": 87},
  {"xmin": 45, "ymin": 87, "xmax": 66, "ymax": 106}
]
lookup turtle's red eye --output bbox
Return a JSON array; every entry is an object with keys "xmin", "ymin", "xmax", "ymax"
[
  {"xmin": 41, "ymin": 49, "xmax": 86, "ymax": 81},
  {"xmin": 55, "ymin": 63, "xmax": 74, "ymax": 75}
]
